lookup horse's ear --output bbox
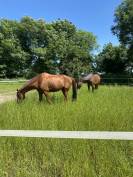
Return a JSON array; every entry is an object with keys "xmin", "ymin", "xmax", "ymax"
[{"xmin": 17, "ymin": 89, "xmax": 19, "ymax": 92}]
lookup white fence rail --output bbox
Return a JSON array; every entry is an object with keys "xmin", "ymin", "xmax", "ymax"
[{"xmin": 0, "ymin": 130, "xmax": 133, "ymax": 140}]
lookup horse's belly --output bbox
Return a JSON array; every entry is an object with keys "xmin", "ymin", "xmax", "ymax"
[
  {"xmin": 48, "ymin": 82, "xmax": 64, "ymax": 92},
  {"xmin": 48, "ymin": 87, "xmax": 61, "ymax": 92}
]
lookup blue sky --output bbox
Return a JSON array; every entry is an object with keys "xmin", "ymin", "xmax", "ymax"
[{"xmin": 0, "ymin": 0, "xmax": 122, "ymax": 50}]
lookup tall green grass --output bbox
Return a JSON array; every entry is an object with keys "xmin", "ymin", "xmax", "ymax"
[
  {"xmin": 0, "ymin": 86, "xmax": 132, "ymax": 131},
  {"xmin": 0, "ymin": 138, "xmax": 133, "ymax": 177},
  {"xmin": 0, "ymin": 85, "xmax": 133, "ymax": 177}
]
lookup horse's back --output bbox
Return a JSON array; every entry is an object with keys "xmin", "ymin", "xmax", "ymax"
[
  {"xmin": 83, "ymin": 74, "xmax": 93, "ymax": 81},
  {"xmin": 39, "ymin": 73, "xmax": 72, "ymax": 91}
]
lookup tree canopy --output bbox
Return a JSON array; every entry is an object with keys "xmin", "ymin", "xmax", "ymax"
[
  {"xmin": 0, "ymin": 17, "xmax": 97, "ymax": 78},
  {"xmin": 112, "ymin": 0, "xmax": 133, "ymax": 69},
  {"xmin": 95, "ymin": 0, "xmax": 133, "ymax": 75}
]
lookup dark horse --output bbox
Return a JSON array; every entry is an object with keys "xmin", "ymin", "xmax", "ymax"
[
  {"xmin": 77, "ymin": 73, "xmax": 101, "ymax": 92},
  {"xmin": 16, "ymin": 72, "xmax": 77, "ymax": 103}
]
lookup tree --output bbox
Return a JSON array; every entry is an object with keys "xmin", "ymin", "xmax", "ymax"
[
  {"xmin": 112, "ymin": 0, "xmax": 133, "ymax": 71},
  {"xmin": 96, "ymin": 43, "xmax": 128, "ymax": 74},
  {"xmin": 51, "ymin": 20, "xmax": 97, "ymax": 77},
  {"xmin": 0, "ymin": 19, "xmax": 28, "ymax": 78},
  {"xmin": 59, "ymin": 30, "xmax": 96, "ymax": 77}
]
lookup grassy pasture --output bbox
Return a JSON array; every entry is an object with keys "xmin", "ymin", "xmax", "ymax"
[
  {"xmin": 0, "ymin": 85, "xmax": 133, "ymax": 177},
  {"xmin": 0, "ymin": 82, "xmax": 24, "ymax": 94},
  {"xmin": 0, "ymin": 85, "xmax": 132, "ymax": 131}
]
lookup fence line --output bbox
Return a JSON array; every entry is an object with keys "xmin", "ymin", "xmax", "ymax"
[
  {"xmin": 102, "ymin": 78, "xmax": 133, "ymax": 80},
  {"xmin": 0, "ymin": 78, "xmax": 133, "ymax": 85},
  {"xmin": 0, "ymin": 80, "xmax": 28, "ymax": 83},
  {"xmin": 0, "ymin": 130, "xmax": 133, "ymax": 140}
]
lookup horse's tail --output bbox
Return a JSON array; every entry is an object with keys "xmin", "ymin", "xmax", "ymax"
[{"xmin": 72, "ymin": 78, "xmax": 77, "ymax": 101}]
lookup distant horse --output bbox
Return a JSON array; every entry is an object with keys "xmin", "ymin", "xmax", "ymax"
[
  {"xmin": 77, "ymin": 73, "xmax": 101, "ymax": 92},
  {"xmin": 16, "ymin": 72, "xmax": 77, "ymax": 103}
]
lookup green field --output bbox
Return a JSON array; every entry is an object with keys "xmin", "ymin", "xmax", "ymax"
[
  {"xmin": 0, "ymin": 85, "xmax": 133, "ymax": 177},
  {"xmin": 0, "ymin": 82, "xmax": 24, "ymax": 94},
  {"xmin": 0, "ymin": 85, "xmax": 132, "ymax": 131}
]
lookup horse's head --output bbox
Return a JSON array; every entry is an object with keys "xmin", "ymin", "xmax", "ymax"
[{"xmin": 16, "ymin": 89, "xmax": 23, "ymax": 103}]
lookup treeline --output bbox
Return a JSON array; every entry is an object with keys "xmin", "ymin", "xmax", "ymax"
[
  {"xmin": 96, "ymin": 0, "xmax": 133, "ymax": 76},
  {"xmin": 0, "ymin": 17, "xmax": 97, "ymax": 78},
  {"xmin": 0, "ymin": 0, "xmax": 133, "ymax": 79}
]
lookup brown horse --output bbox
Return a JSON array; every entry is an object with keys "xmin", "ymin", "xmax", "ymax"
[
  {"xmin": 77, "ymin": 73, "xmax": 101, "ymax": 92},
  {"xmin": 16, "ymin": 72, "xmax": 77, "ymax": 103}
]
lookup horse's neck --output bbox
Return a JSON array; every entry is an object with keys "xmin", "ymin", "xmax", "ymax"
[
  {"xmin": 83, "ymin": 74, "xmax": 93, "ymax": 81},
  {"xmin": 20, "ymin": 81, "xmax": 37, "ymax": 94},
  {"xmin": 18, "ymin": 75, "xmax": 41, "ymax": 95}
]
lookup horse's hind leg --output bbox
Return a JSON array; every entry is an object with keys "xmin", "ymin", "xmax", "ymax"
[
  {"xmin": 62, "ymin": 88, "xmax": 68, "ymax": 101},
  {"xmin": 95, "ymin": 84, "xmax": 98, "ymax": 89},
  {"xmin": 44, "ymin": 91, "xmax": 52, "ymax": 104}
]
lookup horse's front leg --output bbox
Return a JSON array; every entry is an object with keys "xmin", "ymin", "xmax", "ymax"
[
  {"xmin": 87, "ymin": 82, "xmax": 90, "ymax": 91},
  {"xmin": 38, "ymin": 91, "xmax": 43, "ymax": 102},
  {"xmin": 23, "ymin": 93, "xmax": 26, "ymax": 99}
]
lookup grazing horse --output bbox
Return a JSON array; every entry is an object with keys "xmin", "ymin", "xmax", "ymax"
[
  {"xmin": 77, "ymin": 73, "xmax": 101, "ymax": 92},
  {"xmin": 16, "ymin": 72, "xmax": 77, "ymax": 103}
]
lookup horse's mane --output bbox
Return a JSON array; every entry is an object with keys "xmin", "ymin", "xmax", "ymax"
[{"xmin": 20, "ymin": 74, "xmax": 40, "ymax": 91}]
